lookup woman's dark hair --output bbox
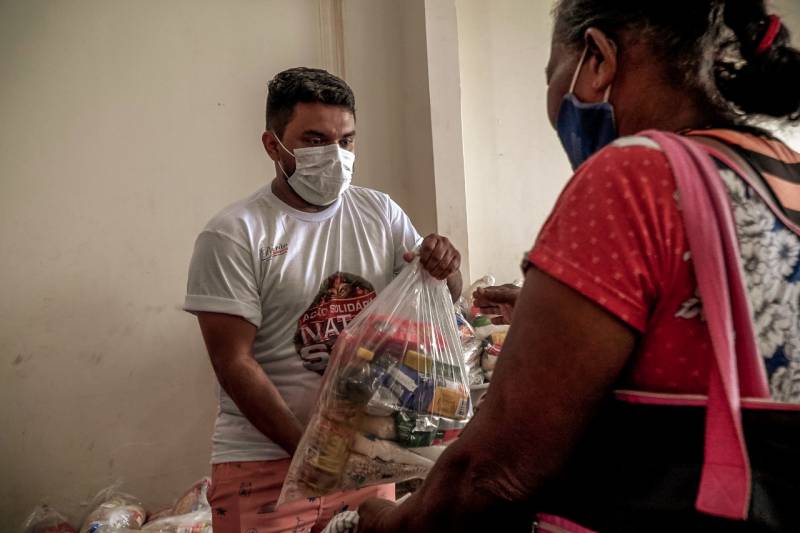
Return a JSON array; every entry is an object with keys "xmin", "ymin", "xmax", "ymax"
[{"xmin": 552, "ymin": 0, "xmax": 800, "ymax": 122}]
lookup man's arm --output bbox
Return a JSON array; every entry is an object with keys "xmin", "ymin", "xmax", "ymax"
[
  {"xmin": 197, "ymin": 311, "xmax": 304, "ymax": 455},
  {"xmin": 359, "ymin": 267, "xmax": 636, "ymax": 531}
]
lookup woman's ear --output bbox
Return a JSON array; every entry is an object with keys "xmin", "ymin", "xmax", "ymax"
[{"xmin": 583, "ymin": 28, "xmax": 618, "ymax": 98}]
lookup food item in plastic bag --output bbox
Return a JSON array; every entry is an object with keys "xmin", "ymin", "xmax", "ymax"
[
  {"xmin": 455, "ymin": 309, "xmax": 475, "ymax": 343},
  {"xmin": 456, "ymin": 309, "xmax": 484, "ymax": 386},
  {"xmin": 455, "ymin": 296, "xmax": 471, "ymax": 323},
  {"xmin": 472, "ymin": 315, "xmax": 503, "ymax": 341},
  {"xmin": 141, "ymin": 508, "xmax": 211, "ymax": 533},
  {"xmin": 433, "ymin": 416, "xmax": 468, "ymax": 445},
  {"xmin": 340, "ymin": 453, "xmax": 430, "ymax": 492},
  {"xmin": 357, "ymin": 415, "xmax": 397, "ymax": 440},
  {"xmin": 80, "ymin": 486, "xmax": 145, "ymax": 533},
  {"xmin": 22, "ymin": 505, "xmax": 77, "ymax": 533},
  {"xmin": 141, "ymin": 479, "xmax": 212, "ymax": 533},
  {"xmin": 484, "ymin": 330, "xmax": 508, "ymax": 363},
  {"xmin": 300, "ymin": 414, "xmax": 356, "ymax": 492},
  {"xmin": 352, "ymin": 433, "xmax": 434, "ymax": 467},
  {"xmin": 394, "ymin": 411, "xmax": 438, "ymax": 447},
  {"xmin": 171, "ymin": 477, "xmax": 211, "ymax": 516},
  {"xmin": 463, "ymin": 339, "xmax": 484, "ymax": 386},
  {"xmin": 481, "ymin": 328, "xmax": 508, "ymax": 381},
  {"xmin": 278, "ymin": 258, "xmax": 472, "ymax": 505}
]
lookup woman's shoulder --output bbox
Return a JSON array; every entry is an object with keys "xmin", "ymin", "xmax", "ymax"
[{"xmin": 562, "ymin": 136, "xmax": 677, "ymax": 205}]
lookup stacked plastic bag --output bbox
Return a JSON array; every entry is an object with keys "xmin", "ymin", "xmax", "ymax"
[
  {"xmin": 22, "ymin": 478, "xmax": 212, "ymax": 533},
  {"xmin": 140, "ymin": 478, "xmax": 211, "ymax": 533},
  {"xmin": 81, "ymin": 481, "xmax": 211, "ymax": 533},
  {"xmin": 80, "ymin": 488, "xmax": 146, "ymax": 533},
  {"xmin": 458, "ymin": 274, "xmax": 519, "ymax": 383},
  {"xmin": 278, "ymin": 259, "xmax": 472, "ymax": 505}
]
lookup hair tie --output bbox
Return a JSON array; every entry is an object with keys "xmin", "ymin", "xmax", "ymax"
[{"xmin": 755, "ymin": 15, "xmax": 782, "ymax": 55}]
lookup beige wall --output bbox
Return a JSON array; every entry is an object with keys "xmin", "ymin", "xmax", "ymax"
[
  {"xmin": 457, "ymin": 0, "xmax": 572, "ymax": 284},
  {"xmin": 0, "ymin": 0, "xmax": 322, "ymax": 528},
  {"xmin": 776, "ymin": 0, "xmax": 800, "ymax": 149},
  {"xmin": 0, "ymin": 0, "xmax": 445, "ymax": 528},
  {"xmin": 425, "ymin": 0, "xmax": 472, "ymax": 279},
  {"xmin": 342, "ymin": 0, "xmax": 438, "ymax": 237}
]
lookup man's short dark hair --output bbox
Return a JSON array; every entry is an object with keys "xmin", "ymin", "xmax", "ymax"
[{"xmin": 266, "ymin": 67, "xmax": 356, "ymax": 137}]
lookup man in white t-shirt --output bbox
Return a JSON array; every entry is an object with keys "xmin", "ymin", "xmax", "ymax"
[{"xmin": 184, "ymin": 67, "xmax": 462, "ymax": 533}]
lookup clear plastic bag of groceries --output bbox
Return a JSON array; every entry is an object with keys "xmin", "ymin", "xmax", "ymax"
[
  {"xmin": 141, "ymin": 479, "xmax": 211, "ymax": 533},
  {"xmin": 278, "ymin": 258, "xmax": 472, "ymax": 505}
]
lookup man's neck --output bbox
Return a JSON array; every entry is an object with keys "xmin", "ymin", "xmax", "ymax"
[{"xmin": 270, "ymin": 177, "xmax": 328, "ymax": 213}]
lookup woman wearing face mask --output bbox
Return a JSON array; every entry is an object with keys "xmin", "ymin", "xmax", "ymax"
[{"xmin": 355, "ymin": 1, "xmax": 800, "ymax": 532}]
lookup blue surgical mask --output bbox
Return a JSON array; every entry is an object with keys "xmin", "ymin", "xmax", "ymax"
[{"xmin": 556, "ymin": 47, "xmax": 617, "ymax": 170}]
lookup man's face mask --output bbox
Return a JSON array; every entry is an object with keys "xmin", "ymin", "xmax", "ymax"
[
  {"xmin": 273, "ymin": 134, "xmax": 355, "ymax": 206},
  {"xmin": 556, "ymin": 46, "xmax": 618, "ymax": 170}
]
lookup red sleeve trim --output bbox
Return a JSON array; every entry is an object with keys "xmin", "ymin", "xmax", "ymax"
[{"xmin": 528, "ymin": 245, "xmax": 648, "ymax": 332}]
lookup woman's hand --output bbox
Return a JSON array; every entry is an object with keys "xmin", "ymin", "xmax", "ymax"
[
  {"xmin": 357, "ymin": 497, "xmax": 399, "ymax": 532},
  {"xmin": 473, "ymin": 284, "xmax": 520, "ymax": 324}
]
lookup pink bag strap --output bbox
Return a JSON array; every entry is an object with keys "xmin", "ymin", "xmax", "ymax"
[{"xmin": 642, "ymin": 130, "xmax": 770, "ymax": 520}]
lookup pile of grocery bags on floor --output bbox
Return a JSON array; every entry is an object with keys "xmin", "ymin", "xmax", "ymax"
[{"xmin": 22, "ymin": 479, "xmax": 211, "ymax": 533}]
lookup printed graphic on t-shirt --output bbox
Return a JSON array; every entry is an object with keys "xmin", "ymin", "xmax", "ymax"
[{"xmin": 294, "ymin": 272, "xmax": 376, "ymax": 374}]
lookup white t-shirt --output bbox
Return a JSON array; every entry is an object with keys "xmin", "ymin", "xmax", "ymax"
[{"xmin": 184, "ymin": 185, "xmax": 421, "ymax": 463}]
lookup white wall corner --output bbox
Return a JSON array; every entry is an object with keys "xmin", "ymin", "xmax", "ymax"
[
  {"xmin": 319, "ymin": 0, "xmax": 346, "ymax": 78},
  {"xmin": 423, "ymin": 0, "xmax": 471, "ymax": 282}
]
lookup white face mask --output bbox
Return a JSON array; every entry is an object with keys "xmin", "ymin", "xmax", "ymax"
[{"xmin": 274, "ymin": 134, "xmax": 354, "ymax": 206}]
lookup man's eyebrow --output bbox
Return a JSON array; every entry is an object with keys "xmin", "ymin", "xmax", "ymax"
[{"xmin": 301, "ymin": 129, "xmax": 329, "ymax": 138}]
